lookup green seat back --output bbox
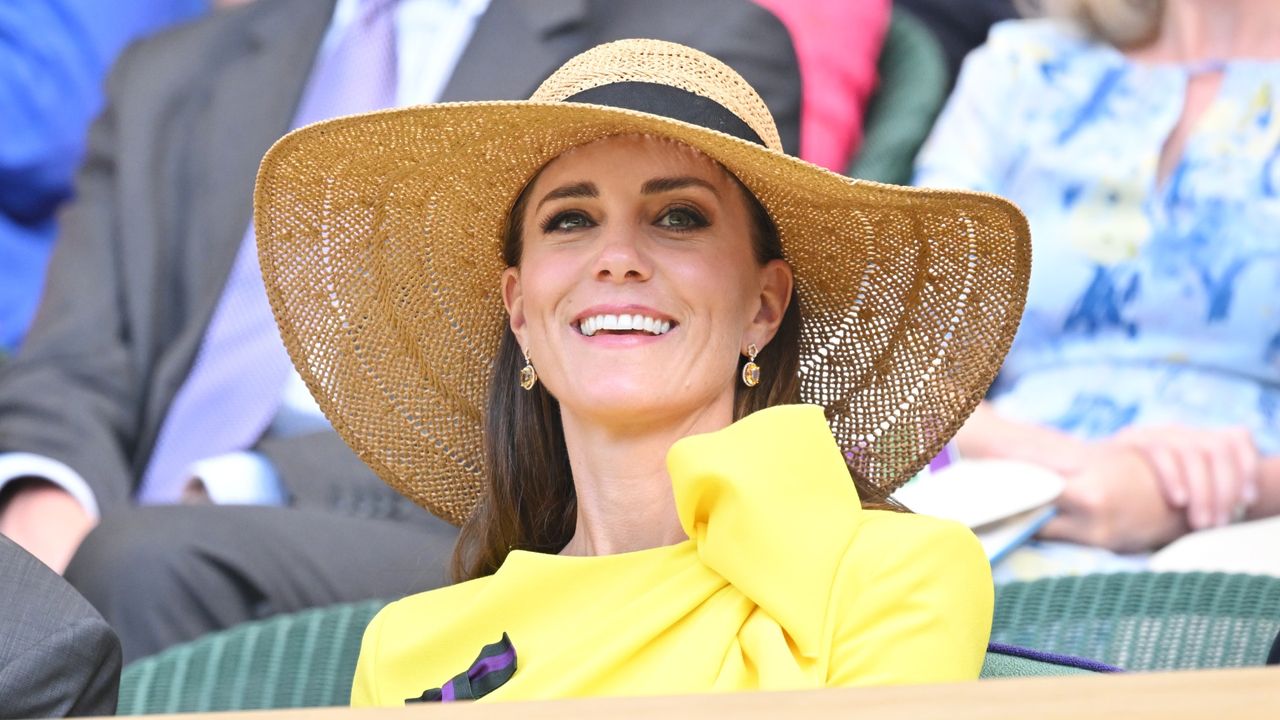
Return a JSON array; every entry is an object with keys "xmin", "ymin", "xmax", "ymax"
[
  {"xmin": 845, "ymin": 6, "xmax": 949, "ymax": 185},
  {"xmin": 993, "ymin": 571, "xmax": 1280, "ymax": 671},
  {"xmin": 116, "ymin": 598, "xmax": 388, "ymax": 714}
]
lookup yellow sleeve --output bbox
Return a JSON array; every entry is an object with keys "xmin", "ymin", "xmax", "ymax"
[
  {"xmin": 349, "ymin": 606, "xmax": 385, "ymax": 706},
  {"xmin": 826, "ymin": 513, "xmax": 993, "ymax": 686}
]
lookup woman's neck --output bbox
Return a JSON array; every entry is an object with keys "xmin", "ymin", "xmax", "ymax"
[
  {"xmin": 1131, "ymin": 0, "xmax": 1280, "ymax": 63},
  {"xmin": 557, "ymin": 400, "xmax": 734, "ymax": 556}
]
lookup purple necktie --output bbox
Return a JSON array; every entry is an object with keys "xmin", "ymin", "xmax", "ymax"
[{"xmin": 139, "ymin": 0, "xmax": 399, "ymax": 503}]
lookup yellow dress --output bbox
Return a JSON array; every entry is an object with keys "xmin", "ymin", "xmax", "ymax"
[{"xmin": 351, "ymin": 405, "xmax": 993, "ymax": 705}]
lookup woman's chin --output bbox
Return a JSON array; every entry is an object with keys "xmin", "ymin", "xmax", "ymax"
[
  {"xmin": 571, "ymin": 385, "xmax": 671, "ymax": 414},
  {"xmin": 553, "ymin": 376, "xmax": 735, "ymax": 432}
]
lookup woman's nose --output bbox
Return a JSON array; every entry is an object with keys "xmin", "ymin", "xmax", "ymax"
[{"xmin": 593, "ymin": 224, "xmax": 652, "ymax": 282}]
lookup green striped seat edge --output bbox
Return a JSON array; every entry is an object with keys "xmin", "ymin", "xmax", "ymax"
[
  {"xmin": 116, "ymin": 598, "xmax": 390, "ymax": 714},
  {"xmin": 993, "ymin": 571, "xmax": 1280, "ymax": 672}
]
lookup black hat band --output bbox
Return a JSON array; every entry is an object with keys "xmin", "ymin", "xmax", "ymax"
[{"xmin": 563, "ymin": 82, "xmax": 767, "ymax": 148}]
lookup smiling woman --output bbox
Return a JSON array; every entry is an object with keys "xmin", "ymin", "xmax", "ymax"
[
  {"xmin": 253, "ymin": 39, "xmax": 1031, "ymax": 704},
  {"xmin": 476, "ymin": 134, "xmax": 807, "ymax": 569}
]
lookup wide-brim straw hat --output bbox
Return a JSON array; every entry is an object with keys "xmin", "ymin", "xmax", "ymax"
[{"xmin": 254, "ymin": 39, "xmax": 1030, "ymax": 526}]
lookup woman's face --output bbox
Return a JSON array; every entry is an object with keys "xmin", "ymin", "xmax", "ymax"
[{"xmin": 502, "ymin": 134, "xmax": 791, "ymax": 432}]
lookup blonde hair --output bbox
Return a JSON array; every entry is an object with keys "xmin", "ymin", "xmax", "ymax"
[{"xmin": 1016, "ymin": 0, "xmax": 1163, "ymax": 48}]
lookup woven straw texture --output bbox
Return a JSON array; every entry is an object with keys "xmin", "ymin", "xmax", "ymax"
[
  {"xmin": 254, "ymin": 39, "xmax": 1031, "ymax": 524},
  {"xmin": 992, "ymin": 571, "xmax": 1280, "ymax": 671},
  {"xmin": 116, "ymin": 599, "xmax": 388, "ymax": 714}
]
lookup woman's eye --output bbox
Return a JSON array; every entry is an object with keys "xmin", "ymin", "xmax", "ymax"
[
  {"xmin": 657, "ymin": 207, "xmax": 707, "ymax": 230},
  {"xmin": 543, "ymin": 211, "xmax": 594, "ymax": 232}
]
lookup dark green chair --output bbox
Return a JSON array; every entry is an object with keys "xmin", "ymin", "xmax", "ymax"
[
  {"xmin": 116, "ymin": 599, "xmax": 386, "ymax": 714},
  {"xmin": 845, "ymin": 6, "xmax": 950, "ymax": 185},
  {"xmin": 992, "ymin": 571, "xmax": 1280, "ymax": 671}
]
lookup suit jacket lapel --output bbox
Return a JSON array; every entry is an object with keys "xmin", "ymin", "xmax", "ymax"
[
  {"xmin": 196, "ymin": 0, "xmax": 335, "ymax": 307},
  {"xmin": 440, "ymin": 0, "xmax": 589, "ymax": 102},
  {"xmin": 140, "ymin": 0, "xmax": 335, "ymax": 458}
]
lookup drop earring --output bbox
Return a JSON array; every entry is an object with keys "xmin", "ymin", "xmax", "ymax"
[
  {"xmin": 519, "ymin": 348, "xmax": 538, "ymax": 390},
  {"xmin": 741, "ymin": 343, "xmax": 760, "ymax": 388}
]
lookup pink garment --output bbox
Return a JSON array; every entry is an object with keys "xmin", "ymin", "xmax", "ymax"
[{"xmin": 753, "ymin": 0, "xmax": 890, "ymax": 171}]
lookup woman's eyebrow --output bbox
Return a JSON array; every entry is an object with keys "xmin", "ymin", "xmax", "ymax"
[
  {"xmin": 641, "ymin": 176, "xmax": 720, "ymax": 198},
  {"xmin": 535, "ymin": 181, "xmax": 598, "ymax": 212}
]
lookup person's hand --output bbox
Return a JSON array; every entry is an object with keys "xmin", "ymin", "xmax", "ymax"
[
  {"xmin": 0, "ymin": 479, "xmax": 95, "ymax": 573},
  {"xmin": 1040, "ymin": 446, "xmax": 1190, "ymax": 553},
  {"xmin": 953, "ymin": 402, "xmax": 1097, "ymax": 475},
  {"xmin": 1108, "ymin": 425, "xmax": 1260, "ymax": 530}
]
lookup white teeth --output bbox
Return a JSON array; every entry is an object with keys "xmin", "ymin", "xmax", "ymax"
[{"xmin": 577, "ymin": 313, "xmax": 673, "ymax": 337}]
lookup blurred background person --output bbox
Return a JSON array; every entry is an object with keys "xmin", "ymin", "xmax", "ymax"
[
  {"xmin": 0, "ymin": 0, "xmax": 208, "ymax": 358},
  {"xmin": 753, "ymin": 0, "xmax": 890, "ymax": 171},
  {"xmin": 915, "ymin": 0, "xmax": 1280, "ymax": 578},
  {"xmin": 895, "ymin": 0, "xmax": 1018, "ymax": 89}
]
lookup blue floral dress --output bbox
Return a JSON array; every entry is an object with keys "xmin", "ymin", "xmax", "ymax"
[{"xmin": 914, "ymin": 19, "xmax": 1280, "ymax": 578}]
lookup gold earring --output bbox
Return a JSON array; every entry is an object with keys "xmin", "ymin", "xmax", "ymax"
[
  {"xmin": 741, "ymin": 343, "xmax": 760, "ymax": 388},
  {"xmin": 519, "ymin": 348, "xmax": 538, "ymax": 391}
]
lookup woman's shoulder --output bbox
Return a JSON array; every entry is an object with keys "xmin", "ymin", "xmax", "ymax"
[
  {"xmin": 354, "ymin": 576, "xmax": 512, "ymax": 705},
  {"xmin": 824, "ymin": 510, "xmax": 993, "ymax": 685},
  {"xmin": 851, "ymin": 509, "xmax": 985, "ymax": 564},
  {"xmin": 371, "ymin": 575, "xmax": 493, "ymax": 630},
  {"xmin": 834, "ymin": 509, "xmax": 990, "ymax": 613},
  {"xmin": 967, "ymin": 18, "xmax": 1118, "ymax": 95}
]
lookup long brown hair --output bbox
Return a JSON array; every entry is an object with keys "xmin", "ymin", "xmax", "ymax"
[{"xmin": 451, "ymin": 166, "xmax": 896, "ymax": 582}]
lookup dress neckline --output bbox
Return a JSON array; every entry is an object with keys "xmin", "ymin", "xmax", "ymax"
[{"xmin": 504, "ymin": 538, "xmax": 695, "ymax": 568}]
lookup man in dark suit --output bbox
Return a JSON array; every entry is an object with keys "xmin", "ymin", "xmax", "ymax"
[
  {"xmin": 0, "ymin": 535, "xmax": 121, "ymax": 718},
  {"xmin": 0, "ymin": 0, "xmax": 799, "ymax": 662}
]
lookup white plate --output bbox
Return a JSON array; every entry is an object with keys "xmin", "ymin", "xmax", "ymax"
[{"xmin": 890, "ymin": 459, "xmax": 1065, "ymax": 529}]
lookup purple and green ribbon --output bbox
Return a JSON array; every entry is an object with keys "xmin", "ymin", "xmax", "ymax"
[{"xmin": 406, "ymin": 633, "xmax": 517, "ymax": 703}]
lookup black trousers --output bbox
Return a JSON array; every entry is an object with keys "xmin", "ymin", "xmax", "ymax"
[{"xmin": 64, "ymin": 504, "xmax": 457, "ymax": 664}]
